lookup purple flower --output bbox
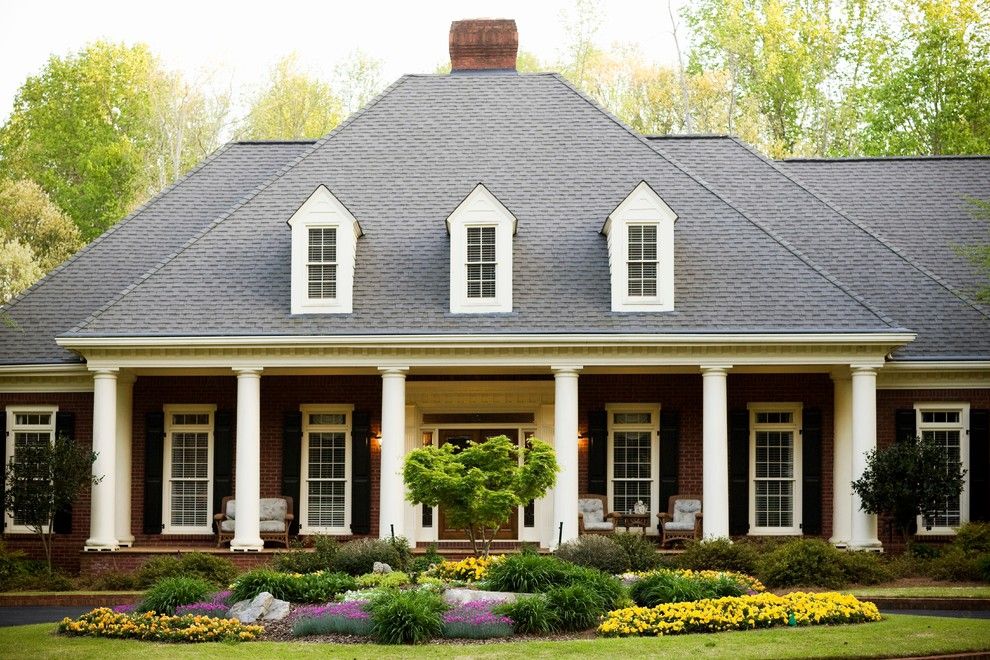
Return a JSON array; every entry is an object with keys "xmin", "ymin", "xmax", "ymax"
[
  {"xmin": 443, "ymin": 601, "xmax": 512, "ymax": 626},
  {"xmin": 293, "ymin": 600, "xmax": 370, "ymax": 622},
  {"xmin": 111, "ymin": 604, "xmax": 135, "ymax": 614},
  {"xmin": 175, "ymin": 602, "xmax": 230, "ymax": 617}
]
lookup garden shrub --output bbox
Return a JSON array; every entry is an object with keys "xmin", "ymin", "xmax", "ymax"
[
  {"xmin": 907, "ymin": 541, "xmax": 943, "ymax": 559},
  {"xmin": 292, "ymin": 601, "xmax": 371, "ymax": 637},
  {"xmin": 928, "ymin": 548, "xmax": 987, "ymax": 582},
  {"xmin": 135, "ymin": 552, "xmax": 237, "ymax": 588},
  {"xmin": 367, "ymin": 588, "xmax": 447, "ymax": 644},
  {"xmin": 75, "ymin": 571, "xmax": 140, "ymax": 591},
  {"xmin": 428, "ymin": 555, "xmax": 500, "ymax": 582},
  {"xmin": 138, "ymin": 576, "xmax": 213, "ymax": 615},
  {"xmin": 442, "ymin": 601, "xmax": 514, "ymax": 639},
  {"xmin": 231, "ymin": 568, "xmax": 356, "ymax": 603},
  {"xmin": 545, "ymin": 583, "xmax": 603, "ymax": 631},
  {"xmin": 485, "ymin": 553, "xmax": 574, "ymax": 593},
  {"xmin": 385, "ymin": 536, "xmax": 414, "ymax": 572},
  {"xmin": 409, "ymin": 543, "xmax": 443, "ymax": 574},
  {"xmin": 631, "ymin": 571, "xmax": 706, "ymax": 607},
  {"xmin": 839, "ymin": 551, "xmax": 891, "ymax": 585},
  {"xmin": 676, "ymin": 538, "xmax": 759, "ymax": 574},
  {"xmin": 494, "ymin": 595, "xmax": 559, "ymax": 634},
  {"xmin": 612, "ymin": 532, "xmax": 660, "ymax": 571},
  {"xmin": 3, "ymin": 570, "xmax": 74, "ymax": 592},
  {"xmin": 58, "ymin": 607, "xmax": 263, "ymax": 642},
  {"xmin": 954, "ymin": 522, "xmax": 990, "ymax": 554},
  {"xmin": 554, "ymin": 535, "xmax": 627, "ymax": 573},
  {"xmin": 756, "ymin": 538, "xmax": 848, "ymax": 588},
  {"xmin": 273, "ymin": 535, "xmax": 339, "ymax": 574},
  {"xmin": 333, "ymin": 539, "xmax": 402, "ymax": 576},
  {"xmin": 564, "ymin": 565, "xmax": 626, "ymax": 610},
  {"xmin": 0, "ymin": 542, "xmax": 31, "ymax": 590},
  {"xmin": 355, "ymin": 571, "xmax": 410, "ymax": 588}
]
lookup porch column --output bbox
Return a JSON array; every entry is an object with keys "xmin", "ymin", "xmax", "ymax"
[
  {"xmin": 231, "ymin": 367, "xmax": 263, "ymax": 551},
  {"xmin": 850, "ymin": 365, "xmax": 882, "ymax": 550},
  {"xmin": 552, "ymin": 366, "xmax": 581, "ymax": 547},
  {"xmin": 830, "ymin": 373, "xmax": 853, "ymax": 547},
  {"xmin": 86, "ymin": 368, "xmax": 118, "ymax": 551},
  {"xmin": 115, "ymin": 373, "xmax": 136, "ymax": 547},
  {"xmin": 379, "ymin": 367, "xmax": 409, "ymax": 540},
  {"xmin": 702, "ymin": 365, "xmax": 731, "ymax": 539}
]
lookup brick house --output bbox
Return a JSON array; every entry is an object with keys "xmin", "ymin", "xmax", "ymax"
[{"xmin": 2, "ymin": 20, "xmax": 988, "ymax": 573}]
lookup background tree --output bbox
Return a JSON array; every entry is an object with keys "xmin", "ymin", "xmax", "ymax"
[
  {"xmin": 332, "ymin": 50, "xmax": 385, "ymax": 116},
  {"xmin": 241, "ymin": 54, "xmax": 343, "ymax": 140},
  {"xmin": 403, "ymin": 435, "xmax": 558, "ymax": 556},
  {"xmin": 851, "ymin": 435, "xmax": 966, "ymax": 543},
  {"xmin": 3, "ymin": 432, "xmax": 100, "ymax": 573},
  {"xmin": 958, "ymin": 198, "xmax": 990, "ymax": 303}
]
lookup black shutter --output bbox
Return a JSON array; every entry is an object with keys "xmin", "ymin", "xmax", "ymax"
[
  {"xmin": 659, "ymin": 410, "xmax": 679, "ymax": 518},
  {"xmin": 587, "ymin": 410, "xmax": 608, "ymax": 495},
  {"xmin": 970, "ymin": 409, "xmax": 989, "ymax": 522},
  {"xmin": 1, "ymin": 409, "xmax": 6, "ymax": 530},
  {"xmin": 143, "ymin": 412, "xmax": 165, "ymax": 534},
  {"xmin": 53, "ymin": 412, "xmax": 76, "ymax": 534},
  {"xmin": 350, "ymin": 410, "xmax": 372, "ymax": 535},
  {"xmin": 212, "ymin": 411, "xmax": 233, "ymax": 526},
  {"xmin": 281, "ymin": 411, "xmax": 302, "ymax": 536},
  {"xmin": 895, "ymin": 409, "xmax": 917, "ymax": 443},
  {"xmin": 728, "ymin": 409, "xmax": 750, "ymax": 536},
  {"xmin": 801, "ymin": 408, "xmax": 823, "ymax": 536}
]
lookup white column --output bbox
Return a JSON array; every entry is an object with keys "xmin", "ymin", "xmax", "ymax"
[
  {"xmin": 702, "ymin": 366, "xmax": 731, "ymax": 540},
  {"xmin": 231, "ymin": 367, "xmax": 263, "ymax": 551},
  {"xmin": 115, "ymin": 373, "xmax": 136, "ymax": 547},
  {"xmin": 830, "ymin": 373, "xmax": 853, "ymax": 547},
  {"xmin": 552, "ymin": 366, "xmax": 581, "ymax": 547},
  {"xmin": 86, "ymin": 368, "xmax": 119, "ymax": 551},
  {"xmin": 850, "ymin": 365, "xmax": 882, "ymax": 550},
  {"xmin": 379, "ymin": 367, "xmax": 409, "ymax": 540}
]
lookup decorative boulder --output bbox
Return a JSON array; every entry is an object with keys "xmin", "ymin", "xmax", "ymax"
[
  {"xmin": 372, "ymin": 561, "xmax": 392, "ymax": 574},
  {"xmin": 443, "ymin": 587, "xmax": 518, "ymax": 606},
  {"xmin": 227, "ymin": 591, "xmax": 274, "ymax": 623},
  {"xmin": 262, "ymin": 598, "xmax": 291, "ymax": 621}
]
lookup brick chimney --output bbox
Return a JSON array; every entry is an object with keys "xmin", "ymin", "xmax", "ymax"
[{"xmin": 449, "ymin": 19, "xmax": 518, "ymax": 72}]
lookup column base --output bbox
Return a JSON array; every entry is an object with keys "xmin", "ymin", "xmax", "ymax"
[
  {"xmin": 84, "ymin": 539, "xmax": 120, "ymax": 552},
  {"xmin": 829, "ymin": 538, "xmax": 850, "ymax": 549},
  {"xmin": 230, "ymin": 540, "xmax": 264, "ymax": 552},
  {"xmin": 116, "ymin": 537, "xmax": 135, "ymax": 548},
  {"xmin": 847, "ymin": 540, "xmax": 883, "ymax": 552}
]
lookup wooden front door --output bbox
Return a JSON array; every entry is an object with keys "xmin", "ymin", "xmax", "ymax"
[{"xmin": 437, "ymin": 428, "xmax": 519, "ymax": 540}]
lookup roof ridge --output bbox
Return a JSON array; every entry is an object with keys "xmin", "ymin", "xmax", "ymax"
[
  {"xmin": 67, "ymin": 75, "xmax": 413, "ymax": 336},
  {"xmin": 782, "ymin": 154, "xmax": 990, "ymax": 162},
  {"xmin": 546, "ymin": 73, "xmax": 897, "ymax": 329},
  {"xmin": 645, "ymin": 134, "xmax": 736, "ymax": 140},
  {"xmin": 1, "ymin": 141, "xmax": 239, "ymax": 315},
  {"xmin": 730, "ymin": 137, "xmax": 990, "ymax": 320}
]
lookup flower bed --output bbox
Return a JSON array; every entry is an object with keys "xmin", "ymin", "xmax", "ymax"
[
  {"xmin": 443, "ymin": 601, "xmax": 513, "ymax": 639},
  {"xmin": 174, "ymin": 590, "xmax": 232, "ymax": 618},
  {"xmin": 598, "ymin": 592, "xmax": 882, "ymax": 637},
  {"xmin": 621, "ymin": 569, "xmax": 766, "ymax": 594},
  {"xmin": 57, "ymin": 608, "xmax": 263, "ymax": 642},
  {"xmin": 427, "ymin": 556, "xmax": 503, "ymax": 582},
  {"xmin": 292, "ymin": 600, "xmax": 372, "ymax": 637}
]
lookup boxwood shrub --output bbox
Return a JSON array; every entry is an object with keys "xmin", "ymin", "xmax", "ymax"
[
  {"xmin": 367, "ymin": 588, "xmax": 446, "ymax": 644},
  {"xmin": 231, "ymin": 568, "xmax": 356, "ymax": 603}
]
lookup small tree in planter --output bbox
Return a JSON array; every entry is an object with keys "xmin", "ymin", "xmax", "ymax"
[
  {"xmin": 403, "ymin": 435, "xmax": 558, "ymax": 556},
  {"xmin": 851, "ymin": 435, "xmax": 965, "ymax": 544},
  {"xmin": 3, "ymin": 432, "xmax": 100, "ymax": 573}
]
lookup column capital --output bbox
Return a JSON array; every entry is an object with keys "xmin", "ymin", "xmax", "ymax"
[
  {"xmin": 378, "ymin": 366, "xmax": 410, "ymax": 377},
  {"xmin": 89, "ymin": 367, "xmax": 119, "ymax": 378},
  {"xmin": 700, "ymin": 365, "xmax": 732, "ymax": 375},
  {"xmin": 232, "ymin": 367, "xmax": 263, "ymax": 376},
  {"xmin": 850, "ymin": 364, "xmax": 880, "ymax": 375},
  {"xmin": 550, "ymin": 365, "xmax": 583, "ymax": 375}
]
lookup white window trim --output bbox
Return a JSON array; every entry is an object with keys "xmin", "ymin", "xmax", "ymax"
[
  {"xmin": 606, "ymin": 403, "xmax": 661, "ymax": 534},
  {"xmin": 748, "ymin": 403, "xmax": 803, "ymax": 536},
  {"xmin": 447, "ymin": 184, "xmax": 515, "ymax": 314},
  {"xmin": 162, "ymin": 404, "xmax": 216, "ymax": 535},
  {"xmin": 602, "ymin": 181, "xmax": 677, "ymax": 312},
  {"xmin": 299, "ymin": 404, "xmax": 354, "ymax": 535},
  {"xmin": 4, "ymin": 405, "xmax": 58, "ymax": 534},
  {"xmin": 915, "ymin": 402, "xmax": 970, "ymax": 536},
  {"xmin": 289, "ymin": 185, "xmax": 362, "ymax": 315}
]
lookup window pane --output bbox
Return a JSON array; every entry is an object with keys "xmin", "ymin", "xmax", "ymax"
[
  {"xmin": 308, "ymin": 227, "xmax": 336, "ymax": 263},
  {"xmin": 171, "ymin": 480, "xmax": 209, "ymax": 527},
  {"xmin": 172, "ymin": 413, "xmax": 209, "ymax": 426},
  {"xmin": 755, "ymin": 480, "xmax": 793, "ymax": 528},
  {"xmin": 10, "ymin": 431, "xmax": 51, "ymax": 526},
  {"xmin": 756, "ymin": 412, "xmax": 793, "ymax": 424},
  {"xmin": 921, "ymin": 411, "xmax": 960, "ymax": 424},
  {"xmin": 613, "ymin": 412, "xmax": 651, "ymax": 425},
  {"xmin": 309, "ymin": 432, "xmax": 346, "ymax": 479},
  {"xmin": 612, "ymin": 430, "xmax": 652, "ymax": 515},
  {"xmin": 922, "ymin": 429, "xmax": 962, "ymax": 527},
  {"xmin": 307, "ymin": 480, "xmax": 345, "ymax": 528},
  {"xmin": 308, "ymin": 264, "xmax": 337, "ymax": 299},
  {"xmin": 467, "ymin": 226, "xmax": 496, "ymax": 263},
  {"xmin": 309, "ymin": 413, "xmax": 346, "ymax": 426},
  {"xmin": 755, "ymin": 431, "xmax": 793, "ymax": 479},
  {"xmin": 466, "ymin": 262, "xmax": 496, "ymax": 299},
  {"xmin": 627, "ymin": 226, "xmax": 658, "ymax": 297},
  {"xmin": 171, "ymin": 432, "xmax": 209, "ymax": 479},
  {"xmin": 14, "ymin": 413, "xmax": 52, "ymax": 426}
]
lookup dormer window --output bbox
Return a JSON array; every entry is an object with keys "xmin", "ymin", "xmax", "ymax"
[
  {"xmin": 603, "ymin": 181, "xmax": 677, "ymax": 312},
  {"xmin": 289, "ymin": 185, "xmax": 361, "ymax": 314},
  {"xmin": 447, "ymin": 184, "xmax": 516, "ymax": 313}
]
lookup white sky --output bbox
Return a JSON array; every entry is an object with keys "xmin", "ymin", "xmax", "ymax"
[{"xmin": 0, "ymin": 0, "xmax": 687, "ymax": 123}]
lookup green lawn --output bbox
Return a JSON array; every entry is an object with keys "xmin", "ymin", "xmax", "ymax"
[
  {"xmin": 848, "ymin": 586, "xmax": 990, "ymax": 598},
  {"xmin": 1, "ymin": 615, "xmax": 988, "ymax": 659}
]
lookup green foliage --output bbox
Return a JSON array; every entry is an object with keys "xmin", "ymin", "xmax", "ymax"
[
  {"xmin": 230, "ymin": 568, "xmax": 356, "ymax": 603},
  {"xmin": 929, "ymin": 549, "xmax": 990, "ymax": 582},
  {"xmin": 404, "ymin": 435, "xmax": 558, "ymax": 556},
  {"xmin": 367, "ymin": 588, "xmax": 446, "ymax": 644},
  {"xmin": 611, "ymin": 532, "xmax": 660, "ymax": 571},
  {"xmin": 545, "ymin": 583, "xmax": 603, "ymax": 631},
  {"xmin": 0, "ymin": 542, "xmax": 30, "ymax": 590},
  {"xmin": 74, "ymin": 571, "xmax": 140, "ymax": 591},
  {"xmin": 566, "ymin": 565, "xmax": 626, "ymax": 611},
  {"xmin": 840, "ymin": 551, "xmax": 892, "ymax": 585},
  {"xmin": 138, "ymin": 576, "xmax": 213, "ymax": 615},
  {"xmin": 485, "ymin": 553, "xmax": 575, "ymax": 593},
  {"xmin": 272, "ymin": 535, "xmax": 339, "ymax": 574},
  {"xmin": 355, "ymin": 571, "xmax": 410, "ymax": 588},
  {"xmin": 852, "ymin": 435, "xmax": 966, "ymax": 542},
  {"xmin": 494, "ymin": 595, "xmax": 559, "ymax": 634},
  {"xmin": 676, "ymin": 538, "xmax": 760, "ymax": 574},
  {"xmin": 332, "ymin": 538, "xmax": 402, "ymax": 576},
  {"xmin": 135, "ymin": 552, "xmax": 236, "ymax": 588},
  {"xmin": 409, "ymin": 543, "xmax": 443, "ymax": 574},
  {"xmin": 384, "ymin": 536, "xmax": 413, "ymax": 572},
  {"xmin": 554, "ymin": 535, "xmax": 627, "ymax": 573},
  {"xmin": 756, "ymin": 538, "xmax": 848, "ymax": 588},
  {"xmin": 629, "ymin": 569, "xmax": 746, "ymax": 607},
  {"xmin": 954, "ymin": 522, "xmax": 990, "ymax": 554},
  {"xmin": 241, "ymin": 54, "xmax": 343, "ymax": 141}
]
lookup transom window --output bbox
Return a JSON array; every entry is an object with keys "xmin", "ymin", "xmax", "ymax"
[
  {"xmin": 466, "ymin": 226, "xmax": 496, "ymax": 298},
  {"xmin": 749, "ymin": 404, "xmax": 802, "ymax": 535},
  {"xmin": 627, "ymin": 224, "xmax": 658, "ymax": 297},
  {"xmin": 307, "ymin": 227, "xmax": 337, "ymax": 300},
  {"xmin": 163, "ymin": 406, "xmax": 215, "ymax": 534},
  {"xmin": 301, "ymin": 406, "xmax": 352, "ymax": 534},
  {"xmin": 4, "ymin": 406, "xmax": 57, "ymax": 533},
  {"xmin": 916, "ymin": 404, "xmax": 969, "ymax": 533},
  {"xmin": 607, "ymin": 405, "xmax": 660, "ymax": 525}
]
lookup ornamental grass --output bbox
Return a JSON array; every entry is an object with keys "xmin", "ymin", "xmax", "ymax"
[
  {"xmin": 57, "ymin": 607, "xmax": 263, "ymax": 643},
  {"xmin": 598, "ymin": 592, "xmax": 882, "ymax": 638}
]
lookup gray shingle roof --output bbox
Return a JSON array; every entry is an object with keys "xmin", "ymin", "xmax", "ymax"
[
  {"xmin": 0, "ymin": 141, "xmax": 314, "ymax": 364},
  {"xmin": 649, "ymin": 136, "xmax": 990, "ymax": 360},
  {"xmin": 63, "ymin": 74, "xmax": 893, "ymax": 341}
]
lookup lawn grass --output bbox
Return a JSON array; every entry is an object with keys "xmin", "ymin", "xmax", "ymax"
[
  {"xmin": 848, "ymin": 586, "xmax": 990, "ymax": 598},
  {"xmin": 1, "ymin": 614, "xmax": 987, "ymax": 659}
]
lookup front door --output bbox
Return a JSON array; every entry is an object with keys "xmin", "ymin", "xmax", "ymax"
[{"xmin": 437, "ymin": 428, "xmax": 520, "ymax": 540}]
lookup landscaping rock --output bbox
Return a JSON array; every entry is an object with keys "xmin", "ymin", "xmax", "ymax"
[
  {"xmin": 372, "ymin": 561, "xmax": 392, "ymax": 573},
  {"xmin": 443, "ymin": 587, "xmax": 518, "ymax": 606},
  {"xmin": 227, "ymin": 591, "xmax": 274, "ymax": 623},
  {"xmin": 262, "ymin": 598, "xmax": 291, "ymax": 621}
]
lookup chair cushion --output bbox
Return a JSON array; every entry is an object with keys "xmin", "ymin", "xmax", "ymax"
[
  {"xmin": 260, "ymin": 520, "xmax": 286, "ymax": 533},
  {"xmin": 225, "ymin": 500, "xmax": 236, "ymax": 520},
  {"xmin": 673, "ymin": 499, "xmax": 702, "ymax": 525},
  {"xmin": 664, "ymin": 521, "xmax": 696, "ymax": 531},
  {"xmin": 220, "ymin": 519, "xmax": 235, "ymax": 532},
  {"xmin": 578, "ymin": 498, "xmax": 605, "ymax": 525},
  {"xmin": 260, "ymin": 498, "xmax": 287, "ymax": 521},
  {"xmin": 583, "ymin": 521, "xmax": 615, "ymax": 531}
]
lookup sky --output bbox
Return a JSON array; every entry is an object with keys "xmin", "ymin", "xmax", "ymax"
[{"xmin": 0, "ymin": 0, "xmax": 688, "ymax": 123}]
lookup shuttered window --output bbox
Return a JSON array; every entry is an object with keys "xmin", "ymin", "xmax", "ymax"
[
  {"xmin": 466, "ymin": 226, "xmax": 496, "ymax": 298},
  {"xmin": 749, "ymin": 405, "xmax": 802, "ymax": 534},
  {"xmin": 627, "ymin": 224, "xmax": 658, "ymax": 297},
  {"xmin": 301, "ymin": 408, "xmax": 351, "ymax": 533},
  {"xmin": 608, "ymin": 406, "xmax": 660, "ymax": 523},
  {"xmin": 4, "ymin": 407, "xmax": 57, "ymax": 532},
  {"xmin": 307, "ymin": 227, "xmax": 337, "ymax": 299},
  {"xmin": 163, "ymin": 408, "xmax": 214, "ymax": 534},
  {"xmin": 917, "ymin": 405, "xmax": 969, "ymax": 532}
]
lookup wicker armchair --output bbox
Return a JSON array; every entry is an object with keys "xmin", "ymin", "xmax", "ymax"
[
  {"xmin": 657, "ymin": 494, "xmax": 703, "ymax": 547},
  {"xmin": 578, "ymin": 494, "xmax": 619, "ymax": 535},
  {"xmin": 215, "ymin": 496, "xmax": 294, "ymax": 548}
]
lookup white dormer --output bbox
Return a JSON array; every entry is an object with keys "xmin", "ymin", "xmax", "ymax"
[
  {"xmin": 602, "ymin": 181, "xmax": 677, "ymax": 312},
  {"xmin": 289, "ymin": 185, "xmax": 362, "ymax": 314},
  {"xmin": 446, "ymin": 184, "xmax": 516, "ymax": 314}
]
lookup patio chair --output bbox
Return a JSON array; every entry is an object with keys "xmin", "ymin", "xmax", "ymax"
[
  {"xmin": 578, "ymin": 494, "xmax": 618, "ymax": 535},
  {"xmin": 215, "ymin": 495, "xmax": 294, "ymax": 548},
  {"xmin": 657, "ymin": 494, "xmax": 703, "ymax": 547}
]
